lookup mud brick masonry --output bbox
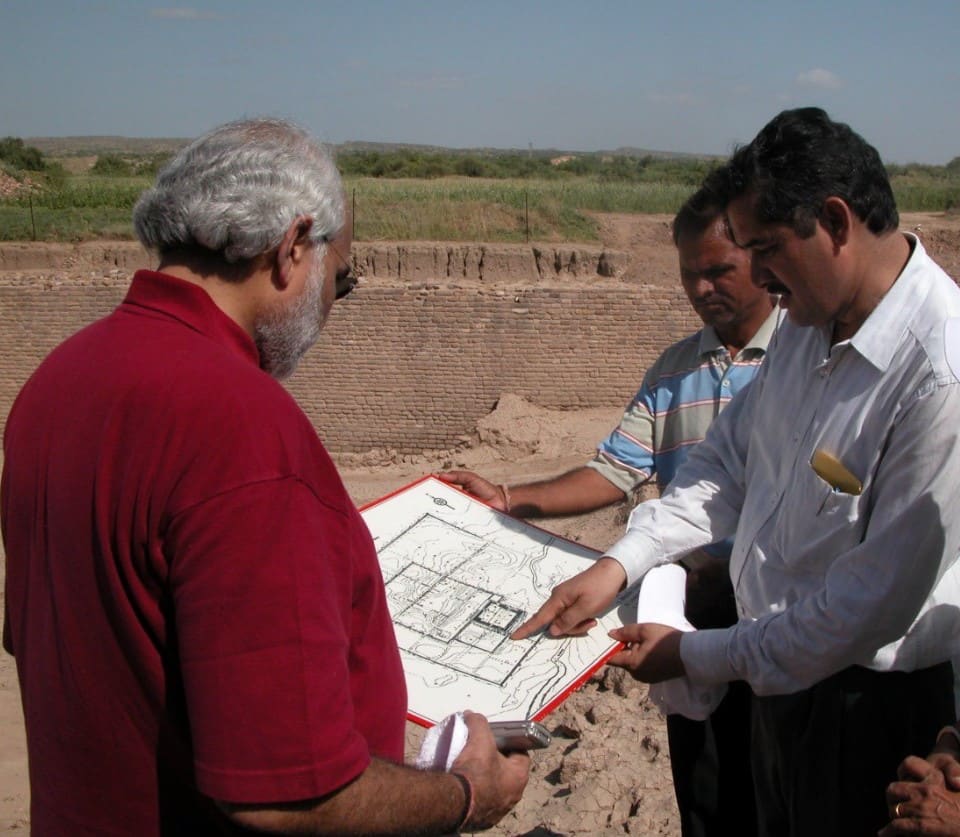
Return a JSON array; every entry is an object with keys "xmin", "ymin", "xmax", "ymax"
[{"xmin": 0, "ymin": 241, "xmax": 700, "ymax": 455}]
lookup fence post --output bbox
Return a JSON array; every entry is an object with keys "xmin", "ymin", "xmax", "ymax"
[
  {"xmin": 525, "ymin": 191, "xmax": 529, "ymax": 242},
  {"xmin": 29, "ymin": 192, "xmax": 37, "ymax": 241}
]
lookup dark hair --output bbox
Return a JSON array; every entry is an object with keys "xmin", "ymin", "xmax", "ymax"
[
  {"xmin": 672, "ymin": 179, "xmax": 728, "ymax": 246},
  {"xmin": 721, "ymin": 107, "xmax": 898, "ymax": 237}
]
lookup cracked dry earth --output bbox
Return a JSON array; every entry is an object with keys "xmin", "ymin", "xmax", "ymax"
[
  {"xmin": 400, "ymin": 670, "xmax": 679, "ymax": 837},
  {"xmin": 451, "ymin": 668, "xmax": 678, "ymax": 836}
]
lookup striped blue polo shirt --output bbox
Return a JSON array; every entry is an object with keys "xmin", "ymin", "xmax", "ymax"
[{"xmin": 588, "ymin": 309, "xmax": 779, "ymax": 496}]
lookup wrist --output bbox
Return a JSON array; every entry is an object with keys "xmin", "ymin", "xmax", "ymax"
[
  {"xmin": 597, "ymin": 555, "xmax": 628, "ymax": 590},
  {"xmin": 450, "ymin": 770, "xmax": 475, "ymax": 832},
  {"xmin": 499, "ymin": 484, "xmax": 512, "ymax": 514}
]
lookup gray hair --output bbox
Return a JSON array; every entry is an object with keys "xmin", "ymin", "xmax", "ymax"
[{"xmin": 133, "ymin": 118, "xmax": 344, "ymax": 264}]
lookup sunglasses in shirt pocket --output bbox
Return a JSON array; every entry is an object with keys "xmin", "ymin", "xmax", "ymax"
[{"xmin": 810, "ymin": 449, "xmax": 863, "ymax": 517}]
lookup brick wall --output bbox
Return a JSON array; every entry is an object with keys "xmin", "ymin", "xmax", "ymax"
[{"xmin": 0, "ymin": 243, "xmax": 699, "ymax": 454}]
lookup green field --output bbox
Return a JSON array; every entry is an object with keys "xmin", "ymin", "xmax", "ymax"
[
  {"xmin": 2, "ymin": 142, "xmax": 959, "ymax": 244},
  {"xmin": 1, "ymin": 173, "xmax": 696, "ymax": 243}
]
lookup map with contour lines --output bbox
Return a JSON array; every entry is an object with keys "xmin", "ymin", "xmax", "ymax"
[{"xmin": 360, "ymin": 476, "xmax": 631, "ymax": 726}]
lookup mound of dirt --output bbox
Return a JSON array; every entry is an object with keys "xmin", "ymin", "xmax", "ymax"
[
  {"xmin": 0, "ymin": 172, "xmax": 29, "ymax": 199},
  {"xmin": 474, "ymin": 393, "xmax": 622, "ymax": 462}
]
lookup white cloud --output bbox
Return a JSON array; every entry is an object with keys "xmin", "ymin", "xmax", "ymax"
[
  {"xmin": 796, "ymin": 68, "xmax": 842, "ymax": 90},
  {"xmin": 150, "ymin": 8, "xmax": 219, "ymax": 20}
]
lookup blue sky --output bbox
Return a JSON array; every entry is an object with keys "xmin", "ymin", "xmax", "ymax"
[{"xmin": 2, "ymin": 0, "xmax": 958, "ymax": 163}]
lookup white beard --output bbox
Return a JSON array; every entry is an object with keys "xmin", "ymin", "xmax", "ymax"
[{"xmin": 254, "ymin": 259, "xmax": 328, "ymax": 381}]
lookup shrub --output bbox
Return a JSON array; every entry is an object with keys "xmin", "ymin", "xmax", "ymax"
[
  {"xmin": 0, "ymin": 137, "xmax": 47, "ymax": 171},
  {"xmin": 133, "ymin": 153, "xmax": 173, "ymax": 177},
  {"xmin": 91, "ymin": 154, "xmax": 134, "ymax": 176}
]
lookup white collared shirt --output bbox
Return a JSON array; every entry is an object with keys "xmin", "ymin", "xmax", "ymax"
[{"xmin": 606, "ymin": 235, "xmax": 960, "ymax": 695}]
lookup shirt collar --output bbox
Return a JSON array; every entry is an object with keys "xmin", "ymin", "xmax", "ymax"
[
  {"xmin": 698, "ymin": 307, "xmax": 780, "ymax": 360},
  {"xmin": 123, "ymin": 270, "xmax": 260, "ymax": 367},
  {"xmin": 846, "ymin": 233, "xmax": 929, "ymax": 372}
]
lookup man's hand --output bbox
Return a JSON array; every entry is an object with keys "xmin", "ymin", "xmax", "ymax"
[
  {"xmin": 510, "ymin": 557, "xmax": 627, "ymax": 640},
  {"xmin": 882, "ymin": 770, "xmax": 960, "ymax": 835},
  {"xmin": 221, "ymin": 712, "xmax": 530, "ymax": 834},
  {"xmin": 438, "ymin": 470, "xmax": 507, "ymax": 510},
  {"xmin": 926, "ymin": 733, "xmax": 960, "ymax": 791},
  {"xmin": 899, "ymin": 752, "xmax": 960, "ymax": 792},
  {"xmin": 606, "ymin": 623, "xmax": 686, "ymax": 682},
  {"xmin": 450, "ymin": 712, "xmax": 530, "ymax": 830}
]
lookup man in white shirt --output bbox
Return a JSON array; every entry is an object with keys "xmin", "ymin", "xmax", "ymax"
[
  {"xmin": 514, "ymin": 107, "xmax": 960, "ymax": 835},
  {"xmin": 445, "ymin": 188, "xmax": 777, "ymax": 837}
]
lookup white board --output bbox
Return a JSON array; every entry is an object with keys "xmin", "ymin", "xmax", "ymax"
[{"xmin": 360, "ymin": 476, "xmax": 627, "ymax": 726}]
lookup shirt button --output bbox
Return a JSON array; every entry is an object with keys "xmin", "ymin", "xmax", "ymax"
[{"xmin": 722, "ymin": 380, "xmax": 731, "ymax": 388}]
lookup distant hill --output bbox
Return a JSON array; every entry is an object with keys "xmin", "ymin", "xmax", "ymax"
[
  {"xmin": 329, "ymin": 140, "xmax": 717, "ymax": 161},
  {"xmin": 25, "ymin": 135, "xmax": 718, "ymax": 161},
  {"xmin": 25, "ymin": 136, "xmax": 190, "ymax": 156}
]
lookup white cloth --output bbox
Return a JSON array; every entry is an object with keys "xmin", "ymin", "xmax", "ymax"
[
  {"xmin": 637, "ymin": 564, "xmax": 728, "ymax": 720},
  {"xmin": 606, "ymin": 235, "xmax": 960, "ymax": 696},
  {"xmin": 415, "ymin": 712, "xmax": 469, "ymax": 771}
]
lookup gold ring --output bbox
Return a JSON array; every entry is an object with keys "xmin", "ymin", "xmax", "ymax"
[{"xmin": 895, "ymin": 802, "xmax": 904, "ymax": 818}]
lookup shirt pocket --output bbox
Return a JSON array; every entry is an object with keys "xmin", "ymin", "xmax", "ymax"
[
  {"xmin": 773, "ymin": 463, "xmax": 865, "ymax": 572},
  {"xmin": 815, "ymin": 481, "xmax": 862, "ymax": 519}
]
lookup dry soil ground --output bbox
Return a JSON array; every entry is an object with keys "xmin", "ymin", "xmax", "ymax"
[{"xmin": 2, "ymin": 211, "xmax": 960, "ymax": 834}]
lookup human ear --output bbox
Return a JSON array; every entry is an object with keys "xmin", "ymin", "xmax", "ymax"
[
  {"xmin": 820, "ymin": 197, "xmax": 851, "ymax": 247},
  {"xmin": 273, "ymin": 215, "xmax": 314, "ymax": 289}
]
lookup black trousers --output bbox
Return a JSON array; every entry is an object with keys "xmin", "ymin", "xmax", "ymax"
[
  {"xmin": 751, "ymin": 661, "xmax": 955, "ymax": 837},
  {"xmin": 667, "ymin": 562, "xmax": 757, "ymax": 837},
  {"xmin": 667, "ymin": 682, "xmax": 757, "ymax": 837}
]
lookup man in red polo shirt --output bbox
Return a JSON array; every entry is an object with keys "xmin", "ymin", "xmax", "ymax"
[{"xmin": 2, "ymin": 118, "xmax": 528, "ymax": 835}]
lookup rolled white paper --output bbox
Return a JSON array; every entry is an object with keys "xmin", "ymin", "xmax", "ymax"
[{"xmin": 636, "ymin": 564, "xmax": 729, "ymax": 721}]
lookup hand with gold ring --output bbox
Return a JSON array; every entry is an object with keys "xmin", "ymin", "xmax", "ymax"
[{"xmin": 881, "ymin": 777, "xmax": 960, "ymax": 835}]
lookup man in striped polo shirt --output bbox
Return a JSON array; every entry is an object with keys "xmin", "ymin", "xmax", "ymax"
[{"xmin": 442, "ymin": 184, "xmax": 778, "ymax": 837}]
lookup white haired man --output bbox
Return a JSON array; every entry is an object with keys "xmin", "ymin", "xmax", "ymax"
[{"xmin": 2, "ymin": 118, "xmax": 528, "ymax": 835}]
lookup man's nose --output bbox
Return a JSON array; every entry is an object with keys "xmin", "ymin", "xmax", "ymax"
[
  {"xmin": 690, "ymin": 276, "xmax": 715, "ymax": 297},
  {"xmin": 751, "ymin": 261, "xmax": 774, "ymax": 289}
]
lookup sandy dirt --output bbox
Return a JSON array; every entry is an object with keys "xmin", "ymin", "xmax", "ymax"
[{"xmin": 2, "ymin": 211, "xmax": 960, "ymax": 834}]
